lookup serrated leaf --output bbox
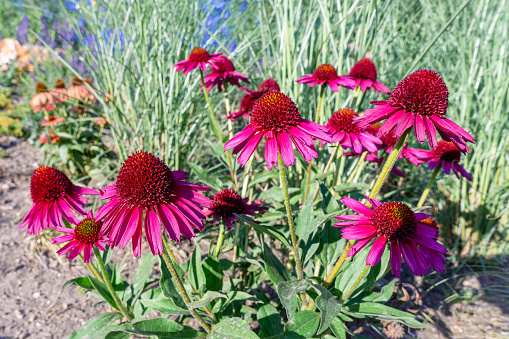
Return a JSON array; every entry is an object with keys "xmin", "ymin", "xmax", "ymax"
[
  {"xmin": 257, "ymin": 303, "xmax": 283, "ymax": 337},
  {"xmin": 209, "ymin": 317, "xmax": 259, "ymax": 339},
  {"xmin": 345, "ymin": 302, "xmax": 426, "ymax": 328},
  {"xmin": 263, "ymin": 245, "xmax": 290, "ymax": 286},
  {"xmin": 68, "ymin": 313, "xmax": 123, "ymax": 339},
  {"xmin": 277, "ymin": 279, "xmax": 310, "ymax": 320}
]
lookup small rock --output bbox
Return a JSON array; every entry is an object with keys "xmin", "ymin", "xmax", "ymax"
[{"xmin": 33, "ymin": 292, "xmax": 40, "ymax": 298}]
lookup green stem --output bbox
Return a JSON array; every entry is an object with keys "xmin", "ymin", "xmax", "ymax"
[
  {"xmin": 84, "ymin": 260, "xmax": 103, "ymax": 283},
  {"xmin": 278, "ymin": 154, "xmax": 304, "ymax": 281},
  {"xmin": 214, "ymin": 223, "xmax": 226, "ymax": 257},
  {"xmin": 312, "ymin": 145, "xmax": 340, "ymax": 201},
  {"xmin": 223, "ymin": 84, "xmax": 233, "ymax": 140},
  {"xmin": 332, "ymin": 147, "xmax": 344, "ymax": 192},
  {"xmin": 346, "ymin": 151, "xmax": 368, "ymax": 184},
  {"xmin": 93, "ymin": 247, "xmax": 133, "ymax": 321},
  {"xmin": 315, "ymin": 85, "xmax": 326, "ymax": 123},
  {"xmin": 200, "ymin": 69, "xmax": 222, "ymax": 141},
  {"xmin": 417, "ymin": 164, "xmax": 442, "ymax": 208},
  {"xmin": 368, "ymin": 128, "xmax": 412, "ymax": 200},
  {"xmin": 161, "ymin": 237, "xmax": 211, "ymax": 333},
  {"xmin": 341, "ymin": 265, "xmax": 370, "ymax": 302}
]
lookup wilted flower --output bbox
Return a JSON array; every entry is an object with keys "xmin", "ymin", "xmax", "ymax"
[
  {"xmin": 19, "ymin": 166, "xmax": 99, "ymax": 234},
  {"xmin": 52, "ymin": 210, "xmax": 108, "ymax": 263},
  {"xmin": 321, "ymin": 109, "xmax": 382, "ymax": 154},
  {"xmin": 96, "ymin": 151, "xmax": 211, "ymax": 256},
  {"xmin": 30, "ymin": 83, "xmax": 56, "ymax": 112},
  {"xmin": 335, "ymin": 196, "xmax": 447, "ymax": 276},
  {"xmin": 204, "ymin": 189, "xmax": 268, "ymax": 229},
  {"xmin": 204, "ymin": 56, "xmax": 249, "ymax": 92},
  {"xmin": 41, "ymin": 115, "xmax": 65, "ymax": 127},
  {"xmin": 343, "ymin": 58, "xmax": 390, "ymax": 94},
  {"xmin": 407, "ymin": 141, "xmax": 472, "ymax": 180},
  {"xmin": 227, "ymin": 78, "xmax": 280, "ymax": 120},
  {"xmin": 174, "ymin": 47, "xmax": 223, "ymax": 75},
  {"xmin": 296, "ymin": 64, "xmax": 355, "ymax": 92},
  {"xmin": 356, "ymin": 70, "xmax": 474, "ymax": 153},
  {"xmin": 224, "ymin": 92, "xmax": 333, "ymax": 169}
]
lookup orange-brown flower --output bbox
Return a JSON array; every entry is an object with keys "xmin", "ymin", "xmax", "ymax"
[
  {"xmin": 30, "ymin": 83, "xmax": 56, "ymax": 112},
  {"xmin": 41, "ymin": 115, "xmax": 65, "ymax": 127},
  {"xmin": 67, "ymin": 77, "xmax": 95, "ymax": 103}
]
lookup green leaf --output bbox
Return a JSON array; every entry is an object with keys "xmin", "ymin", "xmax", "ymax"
[
  {"xmin": 132, "ymin": 253, "xmax": 157, "ymax": 295},
  {"xmin": 347, "ymin": 280, "xmax": 396, "ymax": 305},
  {"xmin": 235, "ymin": 214, "xmax": 291, "ymax": 248},
  {"xmin": 257, "ymin": 304, "xmax": 283, "ymax": 337},
  {"xmin": 296, "ymin": 209, "xmax": 346, "ymax": 241},
  {"xmin": 277, "ymin": 279, "xmax": 310, "ymax": 320},
  {"xmin": 262, "ymin": 245, "xmax": 290, "ymax": 286},
  {"xmin": 330, "ymin": 317, "xmax": 347, "ymax": 339},
  {"xmin": 203, "ymin": 256, "xmax": 224, "ymax": 291},
  {"xmin": 249, "ymin": 170, "xmax": 279, "ymax": 186},
  {"xmin": 113, "ymin": 318, "xmax": 202, "ymax": 338},
  {"xmin": 309, "ymin": 282, "xmax": 342, "ymax": 334},
  {"xmin": 89, "ymin": 276, "xmax": 119, "ymax": 310},
  {"xmin": 345, "ymin": 302, "xmax": 426, "ymax": 328},
  {"xmin": 139, "ymin": 298, "xmax": 189, "ymax": 315},
  {"xmin": 284, "ymin": 311, "xmax": 320, "ymax": 337},
  {"xmin": 211, "ymin": 290, "xmax": 259, "ymax": 313},
  {"xmin": 68, "ymin": 313, "xmax": 123, "ymax": 339},
  {"xmin": 209, "ymin": 317, "xmax": 259, "ymax": 339},
  {"xmin": 294, "ymin": 194, "xmax": 314, "ymax": 239},
  {"xmin": 336, "ymin": 245, "xmax": 371, "ymax": 298},
  {"xmin": 62, "ymin": 277, "xmax": 93, "ymax": 291},
  {"xmin": 188, "ymin": 243, "xmax": 205, "ymax": 290},
  {"xmin": 159, "ymin": 256, "xmax": 186, "ymax": 309},
  {"xmin": 316, "ymin": 221, "xmax": 346, "ymax": 273},
  {"xmin": 318, "ymin": 182, "xmax": 339, "ymax": 214},
  {"xmin": 188, "ymin": 291, "xmax": 227, "ymax": 309}
]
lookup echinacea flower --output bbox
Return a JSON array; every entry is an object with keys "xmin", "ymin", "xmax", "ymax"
[
  {"xmin": 406, "ymin": 141, "xmax": 472, "ymax": 180},
  {"xmin": 204, "ymin": 56, "xmax": 249, "ymax": 92},
  {"xmin": 224, "ymin": 92, "xmax": 333, "ymax": 169},
  {"xmin": 174, "ymin": 47, "xmax": 223, "ymax": 75},
  {"xmin": 67, "ymin": 77, "xmax": 95, "ymax": 104},
  {"xmin": 41, "ymin": 115, "xmax": 65, "ymax": 127},
  {"xmin": 342, "ymin": 58, "xmax": 390, "ymax": 94},
  {"xmin": 419, "ymin": 218, "xmax": 446, "ymax": 273},
  {"xmin": 203, "ymin": 189, "xmax": 268, "ymax": 230},
  {"xmin": 321, "ymin": 108, "xmax": 382, "ymax": 154},
  {"xmin": 50, "ymin": 78, "xmax": 68, "ymax": 103},
  {"xmin": 30, "ymin": 83, "xmax": 56, "ymax": 112},
  {"xmin": 19, "ymin": 166, "xmax": 99, "ymax": 235},
  {"xmin": 355, "ymin": 69, "xmax": 474, "ymax": 153},
  {"xmin": 296, "ymin": 64, "xmax": 355, "ymax": 92},
  {"xmin": 96, "ymin": 151, "xmax": 211, "ymax": 256},
  {"xmin": 38, "ymin": 131, "xmax": 60, "ymax": 144},
  {"xmin": 335, "ymin": 196, "xmax": 447, "ymax": 276},
  {"xmin": 52, "ymin": 210, "xmax": 108, "ymax": 263},
  {"xmin": 227, "ymin": 78, "xmax": 280, "ymax": 120}
]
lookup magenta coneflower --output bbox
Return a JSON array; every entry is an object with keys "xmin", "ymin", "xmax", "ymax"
[
  {"xmin": 96, "ymin": 151, "xmax": 211, "ymax": 256},
  {"xmin": 203, "ymin": 189, "xmax": 268, "ymax": 230},
  {"xmin": 335, "ymin": 196, "xmax": 447, "ymax": 276},
  {"xmin": 174, "ymin": 47, "xmax": 223, "ymax": 75},
  {"xmin": 321, "ymin": 109, "xmax": 382, "ymax": 154},
  {"xmin": 19, "ymin": 166, "xmax": 99, "ymax": 235},
  {"xmin": 227, "ymin": 78, "xmax": 280, "ymax": 120},
  {"xmin": 296, "ymin": 64, "xmax": 355, "ymax": 92},
  {"xmin": 224, "ymin": 92, "xmax": 333, "ymax": 169},
  {"xmin": 52, "ymin": 210, "xmax": 108, "ymax": 263},
  {"xmin": 356, "ymin": 70, "xmax": 474, "ymax": 153},
  {"xmin": 343, "ymin": 58, "xmax": 390, "ymax": 94},
  {"xmin": 204, "ymin": 56, "xmax": 249, "ymax": 92},
  {"xmin": 407, "ymin": 141, "xmax": 472, "ymax": 180}
]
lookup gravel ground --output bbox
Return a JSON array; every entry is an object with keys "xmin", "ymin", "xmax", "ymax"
[{"xmin": 0, "ymin": 136, "xmax": 508, "ymax": 339}]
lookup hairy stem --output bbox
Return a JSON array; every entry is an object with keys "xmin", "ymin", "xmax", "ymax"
[
  {"xmin": 341, "ymin": 265, "xmax": 370, "ymax": 302},
  {"xmin": 214, "ymin": 223, "xmax": 226, "ymax": 257}
]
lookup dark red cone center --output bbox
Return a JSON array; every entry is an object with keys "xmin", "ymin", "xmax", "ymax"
[
  {"xmin": 250, "ymin": 92, "xmax": 301, "ymax": 132},
  {"xmin": 370, "ymin": 202, "xmax": 416, "ymax": 242},
  {"xmin": 313, "ymin": 64, "xmax": 339, "ymax": 82},
  {"xmin": 188, "ymin": 47, "xmax": 211, "ymax": 62},
  {"xmin": 31, "ymin": 166, "xmax": 72, "ymax": 203},
  {"xmin": 210, "ymin": 189, "xmax": 246, "ymax": 218},
  {"xmin": 74, "ymin": 218, "xmax": 102, "ymax": 244},
  {"xmin": 328, "ymin": 109, "xmax": 364, "ymax": 134},
  {"xmin": 349, "ymin": 58, "xmax": 377, "ymax": 81},
  {"xmin": 116, "ymin": 151, "xmax": 176, "ymax": 208}
]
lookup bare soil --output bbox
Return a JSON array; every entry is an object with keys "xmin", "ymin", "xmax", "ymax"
[{"xmin": 0, "ymin": 137, "xmax": 508, "ymax": 338}]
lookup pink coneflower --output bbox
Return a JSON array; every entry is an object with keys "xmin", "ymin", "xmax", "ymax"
[
  {"xmin": 174, "ymin": 47, "xmax": 223, "ymax": 75},
  {"xmin": 296, "ymin": 64, "xmax": 355, "ymax": 92},
  {"xmin": 227, "ymin": 78, "xmax": 280, "ymax": 120},
  {"xmin": 204, "ymin": 56, "xmax": 249, "ymax": 92},
  {"xmin": 31, "ymin": 83, "xmax": 56, "ymax": 112},
  {"xmin": 41, "ymin": 115, "xmax": 65, "ymax": 127},
  {"xmin": 406, "ymin": 141, "xmax": 472, "ymax": 180},
  {"xmin": 419, "ymin": 218, "xmax": 446, "ymax": 273},
  {"xmin": 343, "ymin": 58, "xmax": 390, "ymax": 94},
  {"xmin": 19, "ymin": 166, "xmax": 99, "ymax": 235},
  {"xmin": 38, "ymin": 131, "xmax": 60, "ymax": 144},
  {"xmin": 224, "ymin": 92, "xmax": 333, "ymax": 169},
  {"xmin": 52, "ymin": 210, "xmax": 108, "ymax": 263},
  {"xmin": 321, "ymin": 109, "xmax": 382, "ymax": 154},
  {"xmin": 335, "ymin": 196, "xmax": 447, "ymax": 276},
  {"xmin": 96, "ymin": 151, "xmax": 211, "ymax": 256},
  {"xmin": 203, "ymin": 189, "xmax": 268, "ymax": 230},
  {"xmin": 356, "ymin": 70, "xmax": 474, "ymax": 153}
]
